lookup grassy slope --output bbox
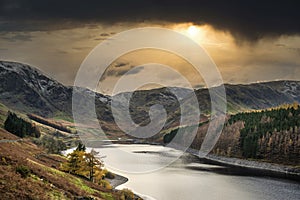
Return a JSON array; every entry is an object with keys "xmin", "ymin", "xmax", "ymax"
[{"xmin": 0, "ymin": 128, "xmax": 117, "ymax": 200}]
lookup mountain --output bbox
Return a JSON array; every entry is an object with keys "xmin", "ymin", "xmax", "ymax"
[
  {"xmin": 0, "ymin": 61, "xmax": 72, "ymax": 117},
  {"xmin": 0, "ymin": 61, "xmax": 110, "ymax": 119},
  {"xmin": 224, "ymin": 81, "xmax": 300, "ymax": 110},
  {"xmin": 177, "ymin": 80, "xmax": 300, "ymax": 117},
  {"xmin": 0, "ymin": 60, "xmax": 300, "ymax": 129}
]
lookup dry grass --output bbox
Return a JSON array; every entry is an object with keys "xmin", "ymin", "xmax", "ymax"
[
  {"xmin": 0, "ymin": 128, "xmax": 121, "ymax": 200},
  {"xmin": 0, "ymin": 128, "xmax": 19, "ymax": 140}
]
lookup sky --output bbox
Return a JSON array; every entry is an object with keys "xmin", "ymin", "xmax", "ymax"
[{"xmin": 0, "ymin": 0, "xmax": 300, "ymax": 94}]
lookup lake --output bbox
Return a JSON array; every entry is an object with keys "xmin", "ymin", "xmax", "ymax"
[{"xmin": 66, "ymin": 144, "xmax": 300, "ymax": 200}]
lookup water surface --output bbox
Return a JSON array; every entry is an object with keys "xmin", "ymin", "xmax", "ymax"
[{"xmin": 70, "ymin": 144, "xmax": 300, "ymax": 200}]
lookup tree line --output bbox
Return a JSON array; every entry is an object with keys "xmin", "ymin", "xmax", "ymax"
[
  {"xmin": 4, "ymin": 111, "xmax": 40, "ymax": 138},
  {"xmin": 222, "ymin": 103, "xmax": 300, "ymax": 163},
  {"xmin": 165, "ymin": 103, "xmax": 300, "ymax": 165}
]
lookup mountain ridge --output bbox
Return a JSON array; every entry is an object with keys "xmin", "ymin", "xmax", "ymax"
[{"xmin": 0, "ymin": 60, "xmax": 299, "ymax": 126}]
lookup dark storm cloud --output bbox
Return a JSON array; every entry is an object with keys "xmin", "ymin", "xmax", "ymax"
[
  {"xmin": 126, "ymin": 66, "xmax": 144, "ymax": 75},
  {"xmin": 56, "ymin": 49, "xmax": 68, "ymax": 54},
  {"xmin": 1, "ymin": 32, "xmax": 33, "ymax": 42},
  {"xmin": 100, "ymin": 33, "xmax": 110, "ymax": 37},
  {"xmin": 274, "ymin": 43, "xmax": 300, "ymax": 55},
  {"xmin": 72, "ymin": 47, "xmax": 92, "ymax": 51},
  {"xmin": 104, "ymin": 66, "xmax": 144, "ymax": 77},
  {"xmin": 0, "ymin": 0, "xmax": 299, "ymax": 41},
  {"xmin": 288, "ymin": 47, "xmax": 300, "ymax": 55},
  {"xmin": 275, "ymin": 44, "xmax": 287, "ymax": 47},
  {"xmin": 115, "ymin": 62, "xmax": 129, "ymax": 68},
  {"xmin": 94, "ymin": 32, "xmax": 114, "ymax": 41},
  {"xmin": 101, "ymin": 63, "xmax": 144, "ymax": 80}
]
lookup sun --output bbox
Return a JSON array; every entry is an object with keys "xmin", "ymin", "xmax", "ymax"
[
  {"xmin": 172, "ymin": 23, "xmax": 206, "ymax": 42},
  {"xmin": 187, "ymin": 25, "xmax": 199, "ymax": 36}
]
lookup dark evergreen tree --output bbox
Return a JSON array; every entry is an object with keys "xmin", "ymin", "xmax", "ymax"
[
  {"xmin": 4, "ymin": 111, "xmax": 40, "ymax": 138},
  {"xmin": 76, "ymin": 142, "xmax": 86, "ymax": 152}
]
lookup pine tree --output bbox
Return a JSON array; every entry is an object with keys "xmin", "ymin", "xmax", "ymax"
[{"xmin": 4, "ymin": 111, "xmax": 40, "ymax": 138}]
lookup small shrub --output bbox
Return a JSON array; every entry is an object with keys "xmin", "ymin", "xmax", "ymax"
[
  {"xmin": 16, "ymin": 165, "xmax": 31, "ymax": 178},
  {"xmin": 104, "ymin": 169, "xmax": 115, "ymax": 179},
  {"xmin": 34, "ymin": 135, "xmax": 67, "ymax": 154},
  {"xmin": 1, "ymin": 157, "xmax": 7, "ymax": 165},
  {"xmin": 117, "ymin": 189, "xmax": 135, "ymax": 200},
  {"xmin": 98, "ymin": 179, "xmax": 112, "ymax": 190}
]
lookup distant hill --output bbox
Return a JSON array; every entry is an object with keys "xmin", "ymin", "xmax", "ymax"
[{"xmin": 0, "ymin": 60, "xmax": 300, "ymax": 133}]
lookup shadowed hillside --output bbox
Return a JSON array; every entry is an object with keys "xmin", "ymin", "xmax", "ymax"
[{"xmin": 1, "ymin": 61, "xmax": 300, "ymax": 128}]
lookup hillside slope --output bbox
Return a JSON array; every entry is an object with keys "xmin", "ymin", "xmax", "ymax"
[
  {"xmin": 0, "ymin": 60, "xmax": 300, "ymax": 137},
  {"xmin": 184, "ymin": 105, "xmax": 300, "ymax": 166},
  {"xmin": 0, "ymin": 61, "xmax": 72, "ymax": 117},
  {"xmin": 0, "ymin": 128, "xmax": 130, "ymax": 200}
]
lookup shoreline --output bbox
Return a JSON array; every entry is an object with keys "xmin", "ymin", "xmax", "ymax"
[
  {"xmin": 186, "ymin": 148, "xmax": 300, "ymax": 182},
  {"xmin": 106, "ymin": 173, "xmax": 147, "ymax": 200},
  {"xmin": 106, "ymin": 173, "xmax": 128, "ymax": 188},
  {"xmin": 105, "ymin": 142, "xmax": 300, "ymax": 182}
]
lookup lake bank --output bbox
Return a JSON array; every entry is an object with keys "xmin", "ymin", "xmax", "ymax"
[
  {"xmin": 107, "ymin": 141, "xmax": 300, "ymax": 181},
  {"xmin": 186, "ymin": 148, "xmax": 300, "ymax": 182},
  {"xmin": 107, "ymin": 173, "xmax": 128, "ymax": 188}
]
